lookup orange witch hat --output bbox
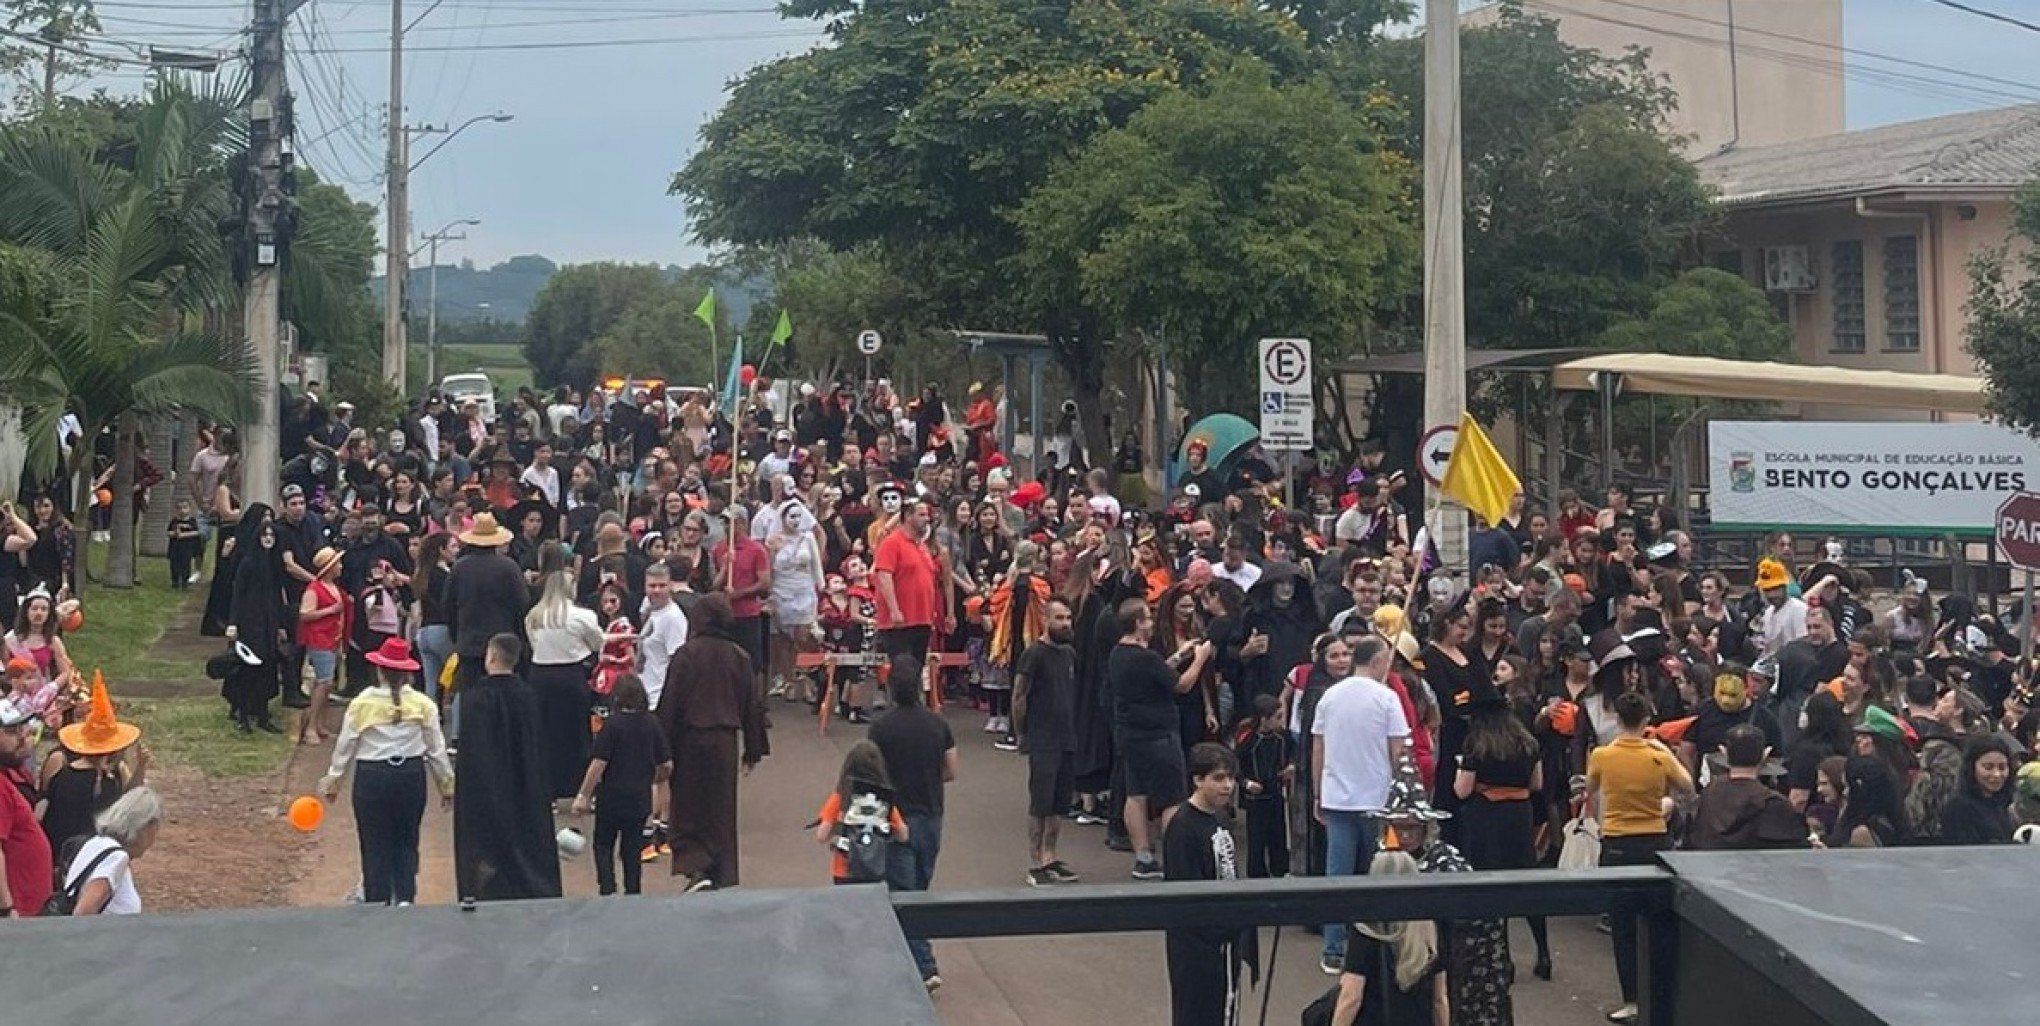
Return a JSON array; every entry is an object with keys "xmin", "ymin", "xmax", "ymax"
[{"xmin": 58, "ymin": 670, "xmax": 141, "ymax": 757}]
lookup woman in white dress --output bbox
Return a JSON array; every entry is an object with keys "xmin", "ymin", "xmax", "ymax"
[{"xmin": 767, "ymin": 501, "xmax": 825, "ymax": 702}]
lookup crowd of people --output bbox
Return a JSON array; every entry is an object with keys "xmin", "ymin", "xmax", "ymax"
[{"xmin": 4, "ymin": 370, "xmax": 2040, "ymax": 1026}]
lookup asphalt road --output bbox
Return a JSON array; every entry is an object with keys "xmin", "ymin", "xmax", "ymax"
[{"xmin": 289, "ymin": 696, "xmax": 1625, "ymax": 1025}]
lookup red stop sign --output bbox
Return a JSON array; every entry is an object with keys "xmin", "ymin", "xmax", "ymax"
[{"xmin": 1996, "ymin": 493, "xmax": 2040, "ymax": 570}]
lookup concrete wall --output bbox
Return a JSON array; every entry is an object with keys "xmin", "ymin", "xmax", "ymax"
[
  {"xmin": 1472, "ymin": 0, "xmax": 1845, "ymax": 153},
  {"xmin": 1712, "ymin": 196, "xmax": 2018, "ymax": 420}
]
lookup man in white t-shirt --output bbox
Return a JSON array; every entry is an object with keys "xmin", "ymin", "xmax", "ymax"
[
  {"xmin": 546, "ymin": 389, "xmax": 579, "ymax": 440},
  {"xmin": 637, "ymin": 563, "xmax": 690, "ymax": 708},
  {"xmin": 1211, "ymin": 534, "xmax": 1263, "ymax": 592},
  {"xmin": 759, "ymin": 430, "xmax": 796, "ymax": 486},
  {"xmin": 1309, "ymin": 634, "xmax": 1409, "ymax": 970},
  {"xmin": 519, "ymin": 442, "xmax": 561, "ymax": 507}
]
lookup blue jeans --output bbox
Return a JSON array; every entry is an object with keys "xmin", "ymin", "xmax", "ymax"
[
  {"xmin": 415, "ymin": 625, "xmax": 454, "ymax": 734},
  {"xmin": 1321, "ymin": 810, "xmax": 1382, "ymax": 961},
  {"xmin": 887, "ymin": 811, "xmax": 942, "ymax": 979}
]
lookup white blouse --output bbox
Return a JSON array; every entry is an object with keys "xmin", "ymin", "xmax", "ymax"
[{"xmin": 527, "ymin": 605, "xmax": 604, "ymax": 665}]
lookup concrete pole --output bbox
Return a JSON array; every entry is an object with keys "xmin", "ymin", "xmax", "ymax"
[
  {"xmin": 381, "ymin": 0, "xmax": 408, "ymax": 391},
  {"xmin": 1422, "ymin": 0, "xmax": 1468, "ymax": 574},
  {"xmin": 240, "ymin": 0, "xmax": 288, "ymax": 509},
  {"xmin": 426, "ymin": 234, "xmax": 439, "ymax": 387}
]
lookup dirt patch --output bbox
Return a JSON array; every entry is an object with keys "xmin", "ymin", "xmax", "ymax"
[{"xmin": 139, "ymin": 759, "xmax": 314, "ymax": 912}]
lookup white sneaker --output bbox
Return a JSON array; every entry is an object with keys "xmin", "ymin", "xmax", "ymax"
[
  {"xmin": 983, "ymin": 717, "xmax": 1001, "ymax": 734},
  {"xmin": 186, "ymin": 571, "xmax": 201, "ymax": 585}
]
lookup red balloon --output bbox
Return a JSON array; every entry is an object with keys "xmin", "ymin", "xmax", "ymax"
[{"xmin": 740, "ymin": 365, "xmax": 757, "ymax": 386}]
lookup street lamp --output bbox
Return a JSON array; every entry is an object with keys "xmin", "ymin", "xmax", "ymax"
[
  {"xmin": 420, "ymin": 218, "xmax": 481, "ymax": 387},
  {"xmin": 410, "ymin": 111, "xmax": 514, "ymax": 172}
]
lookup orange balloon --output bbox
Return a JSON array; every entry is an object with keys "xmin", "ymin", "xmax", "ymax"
[{"xmin": 288, "ymin": 796, "xmax": 325, "ymax": 832}]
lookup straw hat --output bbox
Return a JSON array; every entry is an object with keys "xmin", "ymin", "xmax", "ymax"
[
  {"xmin": 311, "ymin": 546, "xmax": 343, "ymax": 579},
  {"xmin": 459, "ymin": 512, "xmax": 513, "ymax": 547},
  {"xmin": 59, "ymin": 671, "xmax": 141, "ymax": 757},
  {"xmin": 365, "ymin": 637, "xmax": 422, "ymax": 673}
]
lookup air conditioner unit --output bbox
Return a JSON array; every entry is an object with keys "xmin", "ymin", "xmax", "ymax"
[{"xmin": 1763, "ymin": 245, "xmax": 1816, "ymax": 293}]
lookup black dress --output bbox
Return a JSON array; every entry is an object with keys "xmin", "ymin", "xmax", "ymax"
[
  {"xmin": 224, "ymin": 508, "xmax": 287, "ymax": 720},
  {"xmin": 1456, "ymin": 747, "xmax": 1540, "ymax": 873},
  {"xmin": 40, "ymin": 759, "xmax": 123, "ymax": 861},
  {"xmin": 1423, "ymin": 646, "xmax": 1489, "ymax": 818}
]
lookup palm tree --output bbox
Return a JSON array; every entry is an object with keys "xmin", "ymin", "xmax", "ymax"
[{"xmin": 0, "ymin": 80, "xmax": 255, "ymax": 591}]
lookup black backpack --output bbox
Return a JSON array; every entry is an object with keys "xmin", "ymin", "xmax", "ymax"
[
  {"xmin": 833, "ymin": 791, "xmax": 895, "ymax": 883},
  {"xmin": 42, "ymin": 844, "xmax": 122, "ymax": 917}
]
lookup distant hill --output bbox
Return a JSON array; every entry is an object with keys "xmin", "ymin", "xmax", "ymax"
[
  {"xmin": 373, "ymin": 255, "xmax": 771, "ymax": 328},
  {"xmin": 372, "ymin": 254, "xmax": 558, "ymax": 324}
]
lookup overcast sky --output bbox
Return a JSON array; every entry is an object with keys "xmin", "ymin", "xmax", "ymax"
[{"xmin": 67, "ymin": 0, "xmax": 2040, "ymax": 269}]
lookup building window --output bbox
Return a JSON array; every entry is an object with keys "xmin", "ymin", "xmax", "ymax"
[
  {"xmin": 1883, "ymin": 235, "xmax": 1920, "ymax": 352},
  {"xmin": 1830, "ymin": 240, "xmax": 1865, "ymax": 352},
  {"xmin": 1712, "ymin": 248, "xmax": 1745, "ymax": 277}
]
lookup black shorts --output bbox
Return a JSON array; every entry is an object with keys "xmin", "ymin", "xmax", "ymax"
[
  {"xmin": 1121, "ymin": 735, "xmax": 1186, "ymax": 810},
  {"xmin": 1028, "ymin": 747, "xmax": 1076, "ymax": 818},
  {"xmin": 731, "ymin": 615, "xmax": 768, "ymax": 673}
]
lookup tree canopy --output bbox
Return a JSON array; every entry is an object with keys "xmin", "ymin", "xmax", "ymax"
[
  {"xmin": 1966, "ymin": 181, "xmax": 2040, "ymax": 436},
  {"xmin": 674, "ymin": 0, "xmax": 1329, "ymax": 451},
  {"xmin": 523, "ymin": 262, "xmax": 721, "ymax": 389},
  {"xmin": 1011, "ymin": 68, "xmax": 1417, "ymax": 414}
]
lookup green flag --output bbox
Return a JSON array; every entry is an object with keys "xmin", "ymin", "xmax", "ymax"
[
  {"xmin": 693, "ymin": 289, "xmax": 716, "ymax": 331},
  {"xmin": 771, "ymin": 308, "xmax": 792, "ymax": 348}
]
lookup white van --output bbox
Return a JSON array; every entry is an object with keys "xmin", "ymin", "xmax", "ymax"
[{"xmin": 439, "ymin": 372, "xmax": 497, "ymax": 422}]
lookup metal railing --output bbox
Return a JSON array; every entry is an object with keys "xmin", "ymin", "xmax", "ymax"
[{"xmin": 890, "ymin": 866, "xmax": 1680, "ymax": 1025}]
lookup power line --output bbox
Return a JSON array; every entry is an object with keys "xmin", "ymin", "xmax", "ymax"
[
  {"xmin": 1921, "ymin": 0, "xmax": 2040, "ymax": 35},
  {"xmin": 1587, "ymin": 0, "xmax": 2040, "ymax": 99},
  {"xmin": 1525, "ymin": 1, "xmax": 2040, "ymax": 109},
  {"xmin": 301, "ymin": 27, "xmax": 819, "ymax": 54},
  {"xmin": 100, "ymin": 7, "xmax": 777, "ymax": 38}
]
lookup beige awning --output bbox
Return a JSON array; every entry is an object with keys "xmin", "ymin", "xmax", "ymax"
[{"xmin": 1548, "ymin": 353, "xmax": 1986, "ymax": 415}]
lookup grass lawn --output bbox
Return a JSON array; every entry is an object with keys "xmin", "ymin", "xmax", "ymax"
[
  {"xmin": 124, "ymin": 694, "xmax": 290, "ymax": 779},
  {"xmin": 436, "ymin": 341, "xmax": 533, "ymax": 393},
  {"xmin": 65, "ymin": 545, "xmax": 205, "ymax": 681},
  {"xmin": 68, "ymin": 543, "xmax": 288, "ymax": 778}
]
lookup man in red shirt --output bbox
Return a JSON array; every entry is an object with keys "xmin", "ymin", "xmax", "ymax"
[
  {"xmin": 0, "ymin": 699, "xmax": 53, "ymax": 917},
  {"xmin": 874, "ymin": 498, "xmax": 944, "ymax": 665},
  {"xmin": 714, "ymin": 503, "xmax": 774, "ymax": 695}
]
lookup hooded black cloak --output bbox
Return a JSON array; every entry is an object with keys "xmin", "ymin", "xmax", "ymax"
[{"xmin": 453, "ymin": 671, "xmax": 563, "ymax": 902}]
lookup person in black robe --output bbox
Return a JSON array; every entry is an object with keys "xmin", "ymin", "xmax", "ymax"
[
  {"xmin": 225, "ymin": 505, "xmax": 287, "ymax": 733},
  {"xmin": 453, "ymin": 632, "xmax": 562, "ymax": 902},
  {"xmin": 447, "ymin": 513, "xmax": 532, "ymax": 691}
]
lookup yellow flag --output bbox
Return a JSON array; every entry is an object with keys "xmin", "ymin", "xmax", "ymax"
[{"xmin": 1440, "ymin": 411, "xmax": 1521, "ymax": 528}]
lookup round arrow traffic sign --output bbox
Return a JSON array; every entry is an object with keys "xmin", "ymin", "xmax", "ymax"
[
  {"xmin": 1417, "ymin": 424, "xmax": 1460, "ymax": 486},
  {"xmin": 856, "ymin": 329, "xmax": 883, "ymax": 356}
]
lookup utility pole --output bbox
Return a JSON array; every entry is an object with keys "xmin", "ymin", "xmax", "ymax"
[
  {"xmin": 240, "ymin": 0, "xmax": 303, "ymax": 509},
  {"xmin": 381, "ymin": 0, "xmax": 408, "ymax": 391},
  {"xmin": 1421, "ymin": 0, "xmax": 1468, "ymax": 574},
  {"xmin": 419, "ymin": 219, "xmax": 478, "ymax": 386},
  {"xmin": 426, "ymin": 232, "xmax": 458, "ymax": 386}
]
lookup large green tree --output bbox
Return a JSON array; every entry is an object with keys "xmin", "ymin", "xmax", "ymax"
[
  {"xmin": 523, "ymin": 263, "xmax": 670, "ymax": 389},
  {"xmin": 524, "ymin": 263, "xmax": 725, "ymax": 389},
  {"xmin": 1363, "ymin": 4, "xmax": 1716, "ymax": 425},
  {"xmin": 1599, "ymin": 267, "xmax": 1793, "ymax": 468},
  {"xmin": 0, "ymin": 80, "xmax": 255, "ymax": 589},
  {"xmin": 1011, "ymin": 68, "xmax": 1418, "ymax": 415},
  {"xmin": 674, "ymin": 0, "xmax": 1327, "ymax": 456},
  {"xmin": 1966, "ymin": 180, "xmax": 2040, "ymax": 436},
  {"xmin": 2, "ymin": 0, "xmax": 102, "ymax": 110}
]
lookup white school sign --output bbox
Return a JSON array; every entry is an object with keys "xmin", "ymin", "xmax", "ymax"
[{"xmin": 1707, "ymin": 421, "xmax": 2040, "ymax": 536}]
